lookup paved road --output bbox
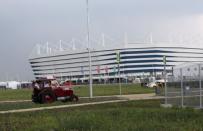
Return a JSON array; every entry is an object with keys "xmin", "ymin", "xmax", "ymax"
[
  {"xmin": 0, "ymin": 93, "xmax": 163, "ymax": 114},
  {"xmin": 118, "ymin": 93, "xmax": 163, "ymax": 100},
  {"xmin": 0, "ymin": 100, "xmax": 31, "ymax": 104}
]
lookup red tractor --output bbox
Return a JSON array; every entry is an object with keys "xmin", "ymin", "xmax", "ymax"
[{"xmin": 32, "ymin": 78, "xmax": 78, "ymax": 104}]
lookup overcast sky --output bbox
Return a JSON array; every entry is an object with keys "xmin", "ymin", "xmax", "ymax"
[{"xmin": 0, "ymin": 0, "xmax": 203, "ymax": 81}]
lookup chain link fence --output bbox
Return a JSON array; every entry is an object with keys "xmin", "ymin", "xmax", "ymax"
[{"xmin": 165, "ymin": 63, "xmax": 203, "ymax": 108}]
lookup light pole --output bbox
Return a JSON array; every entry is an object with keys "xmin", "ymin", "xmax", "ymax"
[
  {"xmin": 116, "ymin": 51, "xmax": 121, "ymax": 95},
  {"xmin": 86, "ymin": 0, "xmax": 93, "ymax": 98},
  {"xmin": 163, "ymin": 56, "xmax": 167, "ymax": 104}
]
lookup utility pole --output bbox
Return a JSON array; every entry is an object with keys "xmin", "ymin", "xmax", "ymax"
[
  {"xmin": 118, "ymin": 63, "xmax": 121, "ymax": 95},
  {"xmin": 163, "ymin": 56, "xmax": 167, "ymax": 104},
  {"xmin": 86, "ymin": 0, "xmax": 93, "ymax": 98},
  {"xmin": 199, "ymin": 64, "xmax": 202, "ymax": 108},
  {"xmin": 116, "ymin": 51, "xmax": 121, "ymax": 95}
]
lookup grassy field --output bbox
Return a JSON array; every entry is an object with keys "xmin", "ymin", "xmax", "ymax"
[
  {"xmin": 0, "ymin": 99, "xmax": 203, "ymax": 131},
  {"xmin": 0, "ymin": 84, "xmax": 154, "ymax": 101},
  {"xmin": 0, "ymin": 89, "xmax": 32, "ymax": 101},
  {"xmin": 74, "ymin": 84, "xmax": 154, "ymax": 97},
  {"xmin": 0, "ymin": 97, "xmax": 120, "ymax": 111}
]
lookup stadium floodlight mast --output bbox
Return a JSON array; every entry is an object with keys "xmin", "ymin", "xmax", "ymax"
[{"xmin": 86, "ymin": 0, "xmax": 93, "ymax": 98}]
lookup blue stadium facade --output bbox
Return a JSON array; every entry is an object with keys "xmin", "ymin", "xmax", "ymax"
[{"xmin": 29, "ymin": 45, "xmax": 203, "ymax": 82}]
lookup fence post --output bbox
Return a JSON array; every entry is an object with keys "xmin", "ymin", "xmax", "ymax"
[
  {"xmin": 199, "ymin": 64, "xmax": 202, "ymax": 108},
  {"xmin": 164, "ymin": 63, "xmax": 167, "ymax": 104},
  {"xmin": 180, "ymin": 68, "xmax": 184, "ymax": 107}
]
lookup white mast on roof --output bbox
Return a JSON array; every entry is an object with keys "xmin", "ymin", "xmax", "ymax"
[
  {"xmin": 149, "ymin": 32, "xmax": 153, "ymax": 44},
  {"xmin": 59, "ymin": 40, "xmax": 63, "ymax": 51},
  {"xmin": 46, "ymin": 42, "xmax": 49, "ymax": 54},
  {"xmin": 72, "ymin": 38, "xmax": 76, "ymax": 50},
  {"xmin": 124, "ymin": 32, "xmax": 128, "ymax": 47},
  {"xmin": 102, "ymin": 33, "xmax": 105, "ymax": 47},
  {"xmin": 37, "ymin": 44, "xmax": 41, "ymax": 55},
  {"xmin": 49, "ymin": 48, "xmax": 52, "ymax": 54}
]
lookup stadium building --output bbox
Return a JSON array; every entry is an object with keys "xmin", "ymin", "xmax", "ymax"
[{"xmin": 29, "ymin": 37, "xmax": 203, "ymax": 83}]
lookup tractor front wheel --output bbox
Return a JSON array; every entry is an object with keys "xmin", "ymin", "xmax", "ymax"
[{"xmin": 70, "ymin": 94, "xmax": 79, "ymax": 102}]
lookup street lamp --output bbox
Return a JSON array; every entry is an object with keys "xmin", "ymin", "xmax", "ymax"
[{"xmin": 86, "ymin": 0, "xmax": 93, "ymax": 98}]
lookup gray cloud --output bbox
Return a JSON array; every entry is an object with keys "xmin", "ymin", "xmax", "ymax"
[{"xmin": 0, "ymin": 0, "xmax": 203, "ymax": 80}]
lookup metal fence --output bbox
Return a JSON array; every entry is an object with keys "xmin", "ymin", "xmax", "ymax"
[{"xmin": 165, "ymin": 63, "xmax": 203, "ymax": 108}]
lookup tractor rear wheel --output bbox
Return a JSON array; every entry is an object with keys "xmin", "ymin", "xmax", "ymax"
[{"xmin": 40, "ymin": 90, "xmax": 56, "ymax": 104}]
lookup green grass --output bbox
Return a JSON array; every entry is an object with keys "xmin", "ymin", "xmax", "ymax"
[
  {"xmin": 0, "ymin": 99, "xmax": 203, "ymax": 131},
  {"xmin": 0, "ymin": 97, "xmax": 120, "ymax": 111},
  {"xmin": 0, "ymin": 84, "xmax": 154, "ymax": 101},
  {"xmin": 0, "ymin": 89, "xmax": 32, "ymax": 101},
  {"xmin": 74, "ymin": 84, "xmax": 154, "ymax": 97}
]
